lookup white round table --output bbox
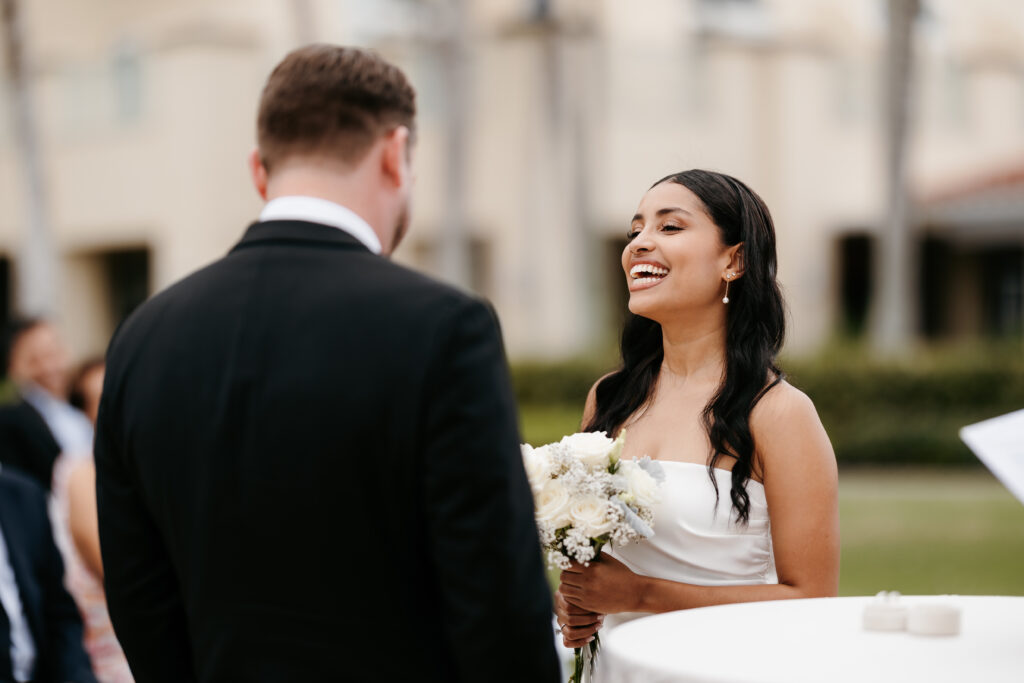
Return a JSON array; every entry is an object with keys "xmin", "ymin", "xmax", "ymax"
[{"xmin": 598, "ymin": 596, "xmax": 1024, "ymax": 682}]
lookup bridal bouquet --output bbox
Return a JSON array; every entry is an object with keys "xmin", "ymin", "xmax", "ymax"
[{"xmin": 521, "ymin": 430, "xmax": 664, "ymax": 683}]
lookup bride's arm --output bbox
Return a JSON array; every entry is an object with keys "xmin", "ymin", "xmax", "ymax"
[{"xmin": 561, "ymin": 382, "xmax": 840, "ymax": 614}]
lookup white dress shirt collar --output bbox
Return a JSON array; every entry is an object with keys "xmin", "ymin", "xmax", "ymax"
[{"xmin": 259, "ymin": 196, "xmax": 382, "ymax": 255}]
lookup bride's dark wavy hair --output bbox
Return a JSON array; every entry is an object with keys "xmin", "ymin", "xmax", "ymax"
[{"xmin": 584, "ymin": 169, "xmax": 786, "ymax": 523}]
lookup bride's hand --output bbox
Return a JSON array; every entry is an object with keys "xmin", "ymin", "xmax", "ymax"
[
  {"xmin": 554, "ymin": 588, "xmax": 603, "ymax": 648},
  {"xmin": 559, "ymin": 554, "xmax": 644, "ymax": 615}
]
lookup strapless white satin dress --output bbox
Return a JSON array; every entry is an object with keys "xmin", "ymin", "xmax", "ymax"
[{"xmin": 603, "ymin": 460, "xmax": 777, "ymax": 631}]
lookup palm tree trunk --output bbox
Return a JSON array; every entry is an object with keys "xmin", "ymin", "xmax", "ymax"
[
  {"xmin": 1, "ymin": 0, "xmax": 56, "ymax": 317},
  {"xmin": 438, "ymin": 0, "xmax": 471, "ymax": 289},
  {"xmin": 872, "ymin": 0, "xmax": 920, "ymax": 353}
]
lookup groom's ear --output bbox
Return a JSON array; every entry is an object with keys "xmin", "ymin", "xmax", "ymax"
[
  {"xmin": 248, "ymin": 148, "xmax": 269, "ymax": 201},
  {"xmin": 380, "ymin": 126, "xmax": 412, "ymax": 190}
]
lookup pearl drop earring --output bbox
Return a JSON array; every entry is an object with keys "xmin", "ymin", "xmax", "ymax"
[{"xmin": 723, "ymin": 273, "xmax": 734, "ymax": 304}]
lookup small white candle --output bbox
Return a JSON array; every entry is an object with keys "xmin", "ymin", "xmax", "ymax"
[
  {"xmin": 863, "ymin": 591, "xmax": 908, "ymax": 632},
  {"xmin": 908, "ymin": 603, "xmax": 961, "ymax": 636}
]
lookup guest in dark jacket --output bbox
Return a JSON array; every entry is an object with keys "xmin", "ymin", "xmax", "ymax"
[
  {"xmin": 0, "ymin": 400, "xmax": 60, "ymax": 491},
  {"xmin": 0, "ymin": 466, "xmax": 96, "ymax": 682}
]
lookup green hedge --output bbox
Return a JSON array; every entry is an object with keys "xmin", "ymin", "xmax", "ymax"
[{"xmin": 512, "ymin": 343, "xmax": 1024, "ymax": 466}]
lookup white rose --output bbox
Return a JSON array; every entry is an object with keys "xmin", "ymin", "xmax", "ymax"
[
  {"xmin": 535, "ymin": 479, "xmax": 572, "ymax": 528},
  {"xmin": 620, "ymin": 461, "xmax": 661, "ymax": 508},
  {"xmin": 569, "ymin": 495, "xmax": 616, "ymax": 538},
  {"xmin": 522, "ymin": 444, "xmax": 553, "ymax": 495},
  {"xmin": 561, "ymin": 431, "xmax": 616, "ymax": 470}
]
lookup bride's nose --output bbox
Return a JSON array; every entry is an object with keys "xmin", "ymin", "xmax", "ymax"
[{"xmin": 630, "ymin": 229, "xmax": 654, "ymax": 254}]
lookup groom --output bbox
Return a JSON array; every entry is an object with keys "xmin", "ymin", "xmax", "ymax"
[{"xmin": 95, "ymin": 44, "xmax": 560, "ymax": 682}]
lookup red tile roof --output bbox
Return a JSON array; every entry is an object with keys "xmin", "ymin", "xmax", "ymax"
[{"xmin": 922, "ymin": 162, "xmax": 1024, "ymax": 205}]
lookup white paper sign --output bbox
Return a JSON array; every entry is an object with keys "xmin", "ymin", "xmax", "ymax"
[{"xmin": 960, "ymin": 409, "xmax": 1024, "ymax": 506}]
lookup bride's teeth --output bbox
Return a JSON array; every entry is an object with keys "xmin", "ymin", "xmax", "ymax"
[{"xmin": 630, "ymin": 264, "xmax": 669, "ymax": 279}]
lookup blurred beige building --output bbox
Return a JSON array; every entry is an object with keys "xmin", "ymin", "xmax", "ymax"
[{"xmin": 1, "ymin": 0, "xmax": 1023, "ymax": 361}]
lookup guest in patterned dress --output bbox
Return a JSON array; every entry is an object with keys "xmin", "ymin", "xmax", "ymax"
[{"xmin": 50, "ymin": 359, "xmax": 133, "ymax": 683}]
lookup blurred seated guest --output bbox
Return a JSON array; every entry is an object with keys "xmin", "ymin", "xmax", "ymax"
[
  {"xmin": 0, "ymin": 319, "xmax": 73, "ymax": 490},
  {"xmin": 5, "ymin": 318, "xmax": 94, "ymax": 455},
  {"xmin": 51, "ymin": 361, "xmax": 133, "ymax": 683},
  {"xmin": 0, "ymin": 465, "xmax": 97, "ymax": 682}
]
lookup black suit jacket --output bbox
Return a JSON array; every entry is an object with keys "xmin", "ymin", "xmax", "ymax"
[
  {"xmin": 0, "ymin": 400, "xmax": 61, "ymax": 491},
  {"xmin": 0, "ymin": 468, "xmax": 96, "ymax": 683},
  {"xmin": 96, "ymin": 220, "xmax": 560, "ymax": 682}
]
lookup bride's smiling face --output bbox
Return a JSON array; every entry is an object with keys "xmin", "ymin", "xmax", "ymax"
[{"xmin": 621, "ymin": 181, "xmax": 739, "ymax": 320}]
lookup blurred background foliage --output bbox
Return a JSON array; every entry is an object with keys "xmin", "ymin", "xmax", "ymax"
[{"xmin": 513, "ymin": 339, "xmax": 1024, "ymax": 467}]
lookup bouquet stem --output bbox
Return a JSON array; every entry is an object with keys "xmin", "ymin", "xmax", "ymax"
[
  {"xmin": 569, "ymin": 543, "xmax": 604, "ymax": 683},
  {"xmin": 570, "ymin": 634, "xmax": 600, "ymax": 683}
]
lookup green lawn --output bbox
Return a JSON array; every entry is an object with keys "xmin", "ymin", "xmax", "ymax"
[
  {"xmin": 520, "ymin": 406, "xmax": 1024, "ymax": 597},
  {"xmin": 520, "ymin": 403, "xmax": 586, "ymax": 447},
  {"xmin": 838, "ymin": 468, "xmax": 1024, "ymax": 596}
]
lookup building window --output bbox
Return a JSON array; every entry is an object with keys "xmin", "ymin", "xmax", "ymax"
[
  {"xmin": 60, "ymin": 64, "xmax": 105, "ymax": 135},
  {"xmin": 687, "ymin": 41, "xmax": 712, "ymax": 118},
  {"xmin": 943, "ymin": 58, "xmax": 969, "ymax": 129},
  {"xmin": 832, "ymin": 59, "xmax": 861, "ymax": 126},
  {"xmin": 104, "ymin": 248, "xmax": 150, "ymax": 326},
  {"xmin": 838, "ymin": 234, "xmax": 873, "ymax": 337},
  {"xmin": 59, "ymin": 44, "xmax": 145, "ymax": 136},
  {"xmin": 403, "ymin": 46, "xmax": 443, "ymax": 125},
  {"xmin": 530, "ymin": 0, "xmax": 552, "ymax": 22},
  {"xmin": 696, "ymin": 0, "xmax": 770, "ymax": 40},
  {"xmin": 409, "ymin": 235, "xmax": 493, "ymax": 297},
  {"xmin": 919, "ymin": 235, "xmax": 952, "ymax": 338},
  {"xmin": 981, "ymin": 245, "xmax": 1023, "ymax": 337},
  {"xmin": 347, "ymin": 0, "xmax": 434, "ymax": 42},
  {"xmin": 61, "ymin": 247, "xmax": 150, "ymax": 357},
  {"xmin": 112, "ymin": 41, "xmax": 143, "ymax": 123}
]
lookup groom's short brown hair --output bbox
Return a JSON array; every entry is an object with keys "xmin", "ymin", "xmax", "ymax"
[{"xmin": 256, "ymin": 44, "xmax": 416, "ymax": 172}]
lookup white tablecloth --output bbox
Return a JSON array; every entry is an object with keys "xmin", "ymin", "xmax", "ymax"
[{"xmin": 599, "ymin": 596, "xmax": 1024, "ymax": 682}]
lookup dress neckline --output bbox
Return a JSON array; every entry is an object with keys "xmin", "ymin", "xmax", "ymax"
[{"xmin": 649, "ymin": 460, "xmax": 765, "ymax": 489}]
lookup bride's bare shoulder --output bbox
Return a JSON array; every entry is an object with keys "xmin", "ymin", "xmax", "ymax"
[
  {"xmin": 750, "ymin": 379, "xmax": 836, "ymax": 476},
  {"xmin": 751, "ymin": 379, "xmax": 818, "ymax": 424}
]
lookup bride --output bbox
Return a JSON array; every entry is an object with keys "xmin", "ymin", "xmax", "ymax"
[{"xmin": 555, "ymin": 169, "xmax": 840, "ymax": 646}]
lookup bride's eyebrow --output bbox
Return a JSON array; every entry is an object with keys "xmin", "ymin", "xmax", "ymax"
[
  {"xmin": 632, "ymin": 207, "xmax": 693, "ymax": 222},
  {"xmin": 656, "ymin": 207, "xmax": 692, "ymax": 217}
]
